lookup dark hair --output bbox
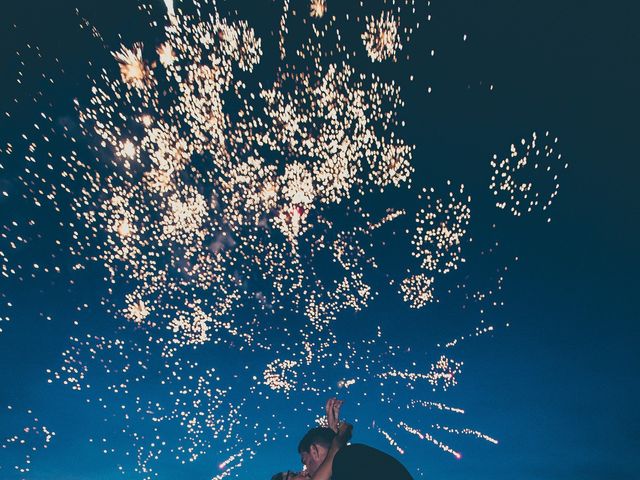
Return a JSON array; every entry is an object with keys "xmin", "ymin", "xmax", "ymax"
[{"xmin": 297, "ymin": 427, "xmax": 336, "ymax": 453}]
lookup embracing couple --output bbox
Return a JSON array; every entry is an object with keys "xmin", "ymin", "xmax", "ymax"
[{"xmin": 271, "ymin": 399, "xmax": 413, "ymax": 480}]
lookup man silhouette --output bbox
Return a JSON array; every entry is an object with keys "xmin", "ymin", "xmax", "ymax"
[{"xmin": 298, "ymin": 425, "xmax": 414, "ymax": 480}]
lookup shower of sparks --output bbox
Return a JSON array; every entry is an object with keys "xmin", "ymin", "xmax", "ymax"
[
  {"xmin": 443, "ymin": 324, "xmax": 497, "ymax": 349},
  {"xmin": 432, "ymin": 424, "xmax": 499, "ymax": 445},
  {"xmin": 112, "ymin": 43, "xmax": 151, "ymax": 90},
  {"xmin": 490, "ymin": 131, "xmax": 567, "ymax": 220},
  {"xmin": 0, "ymin": 0, "xmax": 569, "ymax": 477},
  {"xmin": 378, "ymin": 427, "xmax": 405, "ymax": 455},
  {"xmin": 428, "ymin": 355, "xmax": 463, "ymax": 391},
  {"xmin": 398, "ymin": 421, "xmax": 462, "ymax": 459},
  {"xmin": 399, "ymin": 273, "xmax": 435, "ymax": 308},
  {"xmin": 398, "ymin": 183, "xmax": 471, "ymax": 308},
  {"xmin": 214, "ymin": 449, "xmax": 254, "ymax": 479},
  {"xmin": 156, "ymin": 42, "xmax": 176, "ymax": 66},
  {"xmin": 409, "ymin": 400, "xmax": 465, "ymax": 415},
  {"xmin": 379, "ymin": 355, "xmax": 463, "ymax": 391},
  {"xmin": 362, "ymin": 11, "xmax": 402, "ymax": 62},
  {"xmin": 164, "ymin": 0, "xmax": 175, "ymax": 17},
  {"xmin": 279, "ymin": 0, "xmax": 290, "ymax": 59},
  {"xmin": 72, "ymin": 1, "xmax": 416, "ymax": 356},
  {"xmin": 310, "ymin": 0, "xmax": 327, "ymax": 19},
  {"xmin": 45, "ymin": 3, "xmax": 424, "ymax": 471},
  {"xmin": 264, "ymin": 359, "xmax": 300, "ymax": 392},
  {"xmin": 0, "ymin": 407, "xmax": 55, "ymax": 476},
  {"xmin": 413, "ymin": 183, "xmax": 471, "ymax": 275}
]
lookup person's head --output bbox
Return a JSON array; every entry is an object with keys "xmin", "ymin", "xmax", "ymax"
[{"xmin": 297, "ymin": 427, "xmax": 336, "ymax": 476}]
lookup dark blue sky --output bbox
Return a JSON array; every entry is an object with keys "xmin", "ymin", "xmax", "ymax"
[{"xmin": 0, "ymin": 1, "xmax": 638, "ymax": 479}]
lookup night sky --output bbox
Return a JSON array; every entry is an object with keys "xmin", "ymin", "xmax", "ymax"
[{"xmin": 0, "ymin": 1, "xmax": 638, "ymax": 479}]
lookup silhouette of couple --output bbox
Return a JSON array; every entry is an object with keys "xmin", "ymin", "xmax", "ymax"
[{"xmin": 271, "ymin": 399, "xmax": 413, "ymax": 480}]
